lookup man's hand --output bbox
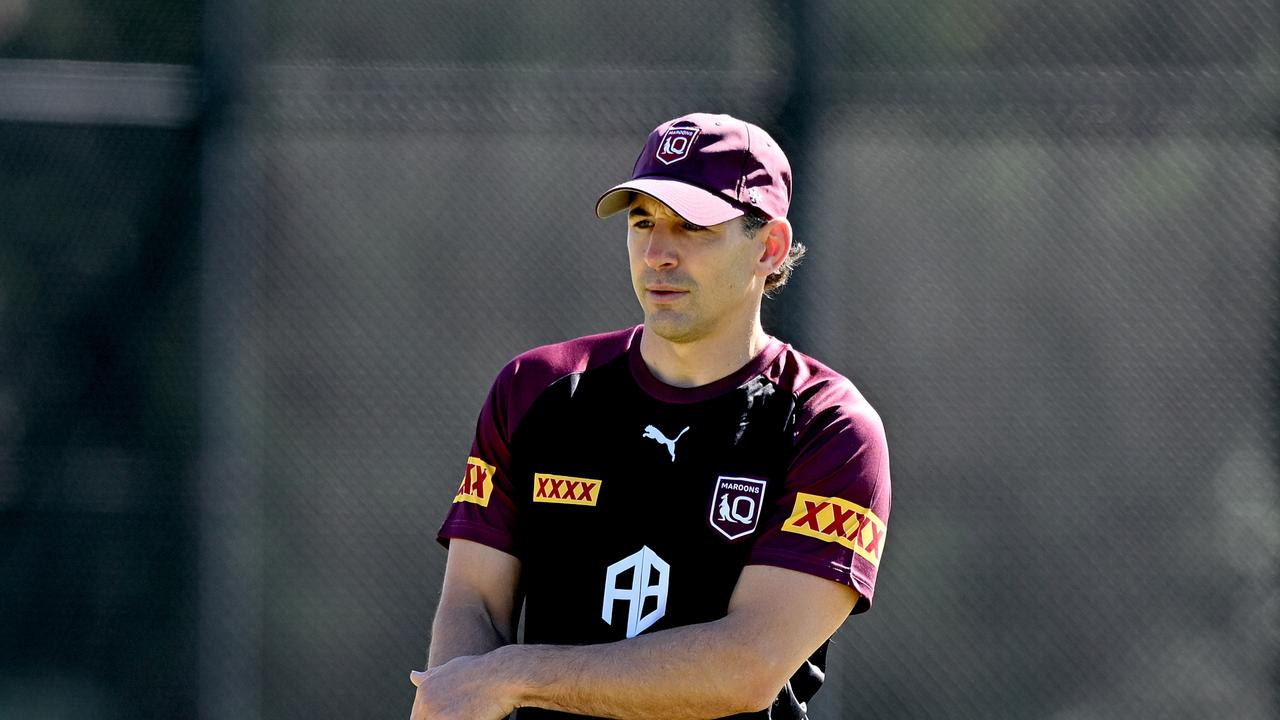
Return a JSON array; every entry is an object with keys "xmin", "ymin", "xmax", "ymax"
[{"xmin": 408, "ymin": 653, "xmax": 516, "ymax": 720}]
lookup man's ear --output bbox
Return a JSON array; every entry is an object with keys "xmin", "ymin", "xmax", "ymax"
[{"xmin": 757, "ymin": 218, "xmax": 793, "ymax": 277}]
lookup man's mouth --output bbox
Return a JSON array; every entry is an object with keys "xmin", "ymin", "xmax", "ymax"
[{"xmin": 646, "ymin": 286, "xmax": 688, "ymax": 302}]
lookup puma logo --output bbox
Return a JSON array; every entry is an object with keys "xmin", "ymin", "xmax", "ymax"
[{"xmin": 642, "ymin": 424, "xmax": 689, "ymax": 462}]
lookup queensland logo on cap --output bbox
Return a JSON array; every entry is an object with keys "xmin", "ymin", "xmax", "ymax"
[
  {"xmin": 708, "ymin": 476, "xmax": 767, "ymax": 540},
  {"xmin": 655, "ymin": 124, "xmax": 701, "ymax": 165}
]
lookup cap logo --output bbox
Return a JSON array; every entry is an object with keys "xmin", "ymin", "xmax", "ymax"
[{"xmin": 655, "ymin": 126, "xmax": 700, "ymax": 165}]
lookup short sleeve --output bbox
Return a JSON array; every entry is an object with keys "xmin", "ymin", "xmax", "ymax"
[
  {"xmin": 436, "ymin": 363, "xmax": 522, "ymax": 555},
  {"xmin": 432, "ymin": 328, "xmax": 638, "ymax": 556},
  {"xmin": 747, "ymin": 379, "xmax": 891, "ymax": 614}
]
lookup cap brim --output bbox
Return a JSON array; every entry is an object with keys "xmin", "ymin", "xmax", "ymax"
[{"xmin": 594, "ymin": 177, "xmax": 745, "ymax": 226}]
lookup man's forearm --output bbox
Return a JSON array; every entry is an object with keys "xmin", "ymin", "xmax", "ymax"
[
  {"xmin": 485, "ymin": 614, "xmax": 782, "ymax": 719},
  {"xmin": 413, "ymin": 567, "xmax": 855, "ymax": 720},
  {"xmin": 427, "ymin": 596, "xmax": 513, "ymax": 669}
]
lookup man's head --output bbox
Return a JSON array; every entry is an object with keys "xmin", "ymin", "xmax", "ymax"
[{"xmin": 596, "ymin": 113, "xmax": 806, "ymax": 342}]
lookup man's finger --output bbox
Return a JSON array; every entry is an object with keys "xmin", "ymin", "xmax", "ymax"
[{"xmin": 409, "ymin": 670, "xmax": 426, "ymax": 687}]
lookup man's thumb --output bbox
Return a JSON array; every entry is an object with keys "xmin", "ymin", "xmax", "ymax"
[{"xmin": 409, "ymin": 670, "xmax": 427, "ymax": 687}]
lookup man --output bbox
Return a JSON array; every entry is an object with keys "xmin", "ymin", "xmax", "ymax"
[{"xmin": 410, "ymin": 112, "xmax": 891, "ymax": 720}]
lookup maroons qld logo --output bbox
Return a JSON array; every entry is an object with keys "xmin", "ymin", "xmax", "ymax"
[
  {"xmin": 709, "ymin": 476, "xmax": 767, "ymax": 540},
  {"xmin": 655, "ymin": 125, "xmax": 700, "ymax": 165}
]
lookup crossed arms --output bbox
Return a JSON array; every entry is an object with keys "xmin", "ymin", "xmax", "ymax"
[{"xmin": 409, "ymin": 539, "xmax": 859, "ymax": 720}]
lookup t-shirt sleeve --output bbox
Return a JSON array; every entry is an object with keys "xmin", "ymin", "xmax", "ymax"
[
  {"xmin": 435, "ymin": 362, "xmax": 523, "ymax": 555},
  {"xmin": 433, "ymin": 329, "xmax": 636, "ymax": 557},
  {"xmin": 747, "ymin": 379, "xmax": 891, "ymax": 614}
]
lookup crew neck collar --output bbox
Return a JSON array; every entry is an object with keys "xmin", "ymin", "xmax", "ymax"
[{"xmin": 627, "ymin": 325, "xmax": 786, "ymax": 404}]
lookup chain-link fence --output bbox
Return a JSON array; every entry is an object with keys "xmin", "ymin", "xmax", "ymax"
[{"xmin": 3, "ymin": 1, "xmax": 1278, "ymax": 719}]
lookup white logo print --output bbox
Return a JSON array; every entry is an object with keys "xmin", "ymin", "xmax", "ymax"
[
  {"xmin": 602, "ymin": 546, "xmax": 670, "ymax": 638},
  {"xmin": 718, "ymin": 492, "xmax": 753, "ymax": 523},
  {"xmin": 708, "ymin": 476, "xmax": 767, "ymax": 541},
  {"xmin": 642, "ymin": 424, "xmax": 689, "ymax": 461},
  {"xmin": 655, "ymin": 126, "xmax": 700, "ymax": 165}
]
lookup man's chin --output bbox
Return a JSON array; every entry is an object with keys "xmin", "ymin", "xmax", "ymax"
[{"xmin": 643, "ymin": 312, "xmax": 705, "ymax": 344}]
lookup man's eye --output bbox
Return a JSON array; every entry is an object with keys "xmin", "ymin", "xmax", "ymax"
[
  {"xmin": 632, "ymin": 219, "xmax": 653, "ymax": 229},
  {"xmin": 682, "ymin": 222, "xmax": 708, "ymax": 232}
]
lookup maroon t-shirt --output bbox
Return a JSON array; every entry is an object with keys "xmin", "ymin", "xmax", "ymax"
[{"xmin": 438, "ymin": 325, "xmax": 890, "ymax": 720}]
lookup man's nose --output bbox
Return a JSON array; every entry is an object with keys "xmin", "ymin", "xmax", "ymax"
[{"xmin": 644, "ymin": 225, "xmax": 679, "ymax": 270}]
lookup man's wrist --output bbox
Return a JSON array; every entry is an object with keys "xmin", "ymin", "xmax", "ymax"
[{"xmin": 485, "ymin": 642, "xmax": 535, "ymax": 710}]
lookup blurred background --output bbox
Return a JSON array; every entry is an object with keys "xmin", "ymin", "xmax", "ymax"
[{"xmin": 1, "ymin": 1, "xmax": 1277, "ymax": 718}]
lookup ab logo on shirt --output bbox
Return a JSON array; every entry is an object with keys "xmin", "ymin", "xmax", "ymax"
[{"xmin": 602, "ymin": 546, "xmax": 669, "ymax": 638}]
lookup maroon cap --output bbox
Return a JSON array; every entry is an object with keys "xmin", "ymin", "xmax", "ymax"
[{"xmin": 595, "ymin": 112, "xmax": 792, "ymax": 226}]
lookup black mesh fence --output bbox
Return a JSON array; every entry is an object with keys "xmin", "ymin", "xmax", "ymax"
[
  {"xmin": 2, "ymin": 1, "xmax": 1278, "ymax": 719},
  {"xmin": 0, "ymin": 121, "xmax": 202, "ymax": 717}
]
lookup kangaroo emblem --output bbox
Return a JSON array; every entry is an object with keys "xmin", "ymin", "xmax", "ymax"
[
  {"xmin": 719, "ymin": 492, "xmax": 754, "ymax": 523},
  {"xmin": 718, "ymin": 492, "xmax": 734, "ymax": 522},
  {"xmin": 642, "ymin": 425, "xmax": 689, "ymax": 462}
]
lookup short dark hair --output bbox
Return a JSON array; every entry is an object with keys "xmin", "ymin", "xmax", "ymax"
[{"xmin": 741, "ymin": 213, "xmax": 805, "ymax": 296}]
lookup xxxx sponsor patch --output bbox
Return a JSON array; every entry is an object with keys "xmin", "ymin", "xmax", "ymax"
[
  {"xmin": 782, "ymin": 492, "xmax": 886, "ymax": 567},
  {"xmin": 533, "ymin": 473, "xmax": 602, "ymax": 507},
  {"xmin": 453, "ymin": 456, "xmax": 495, "ymax": 507}
]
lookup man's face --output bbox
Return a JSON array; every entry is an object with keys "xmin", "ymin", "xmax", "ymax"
[{"xmin": 626, "ymin": 195, "xmax": 764, "ymax": 344}]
